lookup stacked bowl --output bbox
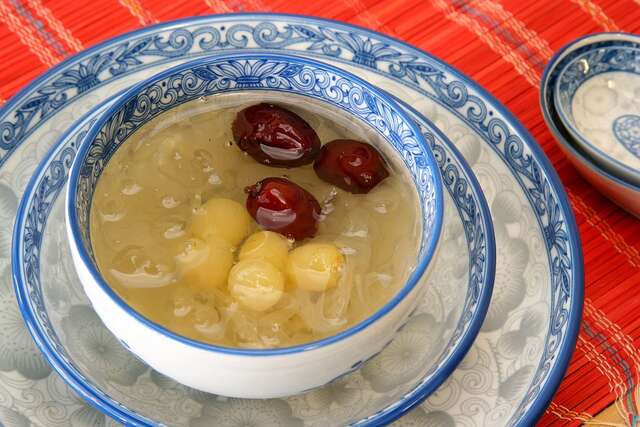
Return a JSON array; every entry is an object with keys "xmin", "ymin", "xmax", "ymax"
[
  {"xmin": 541, "ymin": 32, "xmax": 640, "ymax": 217},
  {"xmin": 5, "ymin": 14, "xmax": 584, "ymax": 427}
]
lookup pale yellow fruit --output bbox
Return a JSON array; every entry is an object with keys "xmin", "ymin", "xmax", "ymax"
[
  {"xmin": 238, "ymin": 231, "xmax": 289, "ymax": 270},
  {"xmin": 287, "ymin": 243, "xmax": 345, "ymax": 292},
  {"xmin": 190, "ymin": 198, "xmax": 252, "ymax": 246},
  {"xmin": 228, "ymin": 259, "xmax": 284, "ymax": 312},
  {"xmin": 175, "ymin": 236, "xmax": 234, "ymax": 289}
]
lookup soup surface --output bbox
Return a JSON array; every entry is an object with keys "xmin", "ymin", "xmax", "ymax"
[{"xmin": 90, "ymin": 97, "xmax": 420, "ymax": 349}]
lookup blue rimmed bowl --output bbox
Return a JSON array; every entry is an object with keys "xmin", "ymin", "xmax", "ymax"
[
  {"xmin": 64, "ymin": 53, "xmax": 445, "ymax": 398},
  {"xmin": 553, "ymin": 32, "xmax": 640, "ymax": 186},
  {"xmin": 542, "ymin": 33, "xmax": 640, "ymax": 218}
]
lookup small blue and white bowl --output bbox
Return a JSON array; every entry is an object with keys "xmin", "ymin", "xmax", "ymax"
[
  {"xmin": 542, "ymin": 33, "xmax": 640, "ymax": 217},
  {"xmin": 65, "ymin": 53, "xmax": 444, "ymax": 398},
  {"xmin": 553, "ymin": 33, "xmax": 640, "ymax": 186}
]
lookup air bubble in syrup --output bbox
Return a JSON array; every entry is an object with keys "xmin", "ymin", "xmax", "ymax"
[
  {"xmin": 99, "ymin": 197, "xmax": 125, "ymax": 222},
  {"xmin": 173, "ymin": 287, "xmax": 194, "ymax": 318},
  {"xmin": 208, "ymin": 174, "xmax": 222, "ymax": 185},
  {"xmin": 162, "ymin": 196, "xmax": 180, "ymax": 209},
  {"xmin": 163, "ymin": 222, "xmax": 185, "ymax": 240},
  {"xmin": 121, "ymin": 180, "xmax": 142, "ymax": 196}
]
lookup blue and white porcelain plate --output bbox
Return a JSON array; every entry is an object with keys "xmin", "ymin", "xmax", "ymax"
[
  {"xmin": 2, "ymin": 14, "xmax": 581, "ymax": 426},
  {"xmin": 554, "ymin": 33, "xmax": 640, "ymax": 185},
  {"xmin": 13, "ymin": 89, "xmax": 492, "ymax": 425}
]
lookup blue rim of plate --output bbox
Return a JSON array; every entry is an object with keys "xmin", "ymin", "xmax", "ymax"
[
  {"xmin": 541, "ymin": 32, "xmax": 640, "ymax": 193},
  {"xmin": 3, "ymin": 13, "xmax": 583, "ymax": 427},
  {"xmin": 13, "ymin": 90, "xmax": 494, "ymax": 426},
  {"xmin": 552, "ymin": 33, "xmax": 640, "ymax": 184},
  {"xmin": 66, "ymin": 52, "xmax": 445, "ymax": 357}
]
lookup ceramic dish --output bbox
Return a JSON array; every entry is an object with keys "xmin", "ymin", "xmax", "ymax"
[
  {"xmin": 14, "ymin": 95, "xmax": 493, "ymax": 424},
  {"xmin": 542, "ymin": 33, "xmax": 640, "ymax": 217},
  {"xmin": 553, "ymin": 32, "xmax": 640, "ymax": 186},
  {"xmin": 3, "ymin": 14, "xmax": 581, "ymax": 426},
  {"xmin": 65, "ymin": 53, "xmax": 445, "ymax": 398}
]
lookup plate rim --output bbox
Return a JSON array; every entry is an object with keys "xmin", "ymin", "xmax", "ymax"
[{"xmin": 4, "ymin": 12, "xmax": 583, "ymax": 427}]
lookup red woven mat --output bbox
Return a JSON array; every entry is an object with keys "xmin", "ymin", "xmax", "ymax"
[{"xmin": 1, "ymin": 0, "xmax": 640, "ymax": 425}]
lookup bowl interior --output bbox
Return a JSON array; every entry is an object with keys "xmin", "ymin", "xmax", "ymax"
[{"xmin": 68, "ymin": 54, "xmax": 443, "ymax": 353}]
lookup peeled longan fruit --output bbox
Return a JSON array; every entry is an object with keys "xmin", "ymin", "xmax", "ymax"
[
  {"xmin": 228, "ymin": 259, "xmax": 284, "ymax": 312},
  {"xmin": 190, "ymin": 198, "xmax": 252, "ymax": 246},
  {"xmin": 287, "ymin": 243, "xmax": 345, "ymax": 292},
  {"xmin": 175, "ymin": 236, "xmax": 234, "ymax": 289},
  {"xmin": 238, "ymin": 231, "xmax": 290, "ymax": 270}
]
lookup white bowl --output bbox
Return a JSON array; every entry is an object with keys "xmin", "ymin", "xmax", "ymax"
[
  {"xmin": 65, "ymin": 53, "xmax": 444, "ymax": 398},
  {"xmin": 553, "ymin": 32, "xmax": 640, "ymax": 186},
  {"xmin": 542, "ymin": 33, "xmax": 640, "ymax": 218}
]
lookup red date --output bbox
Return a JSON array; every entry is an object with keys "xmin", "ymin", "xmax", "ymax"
[
  {"xmin": 245, "ymin": 177, "xmax": 321, "ymax": 240},
  {"xmin": 313, "ymin": 139, "xmax": 389, "ymax": 194},
  {"xmin": 232, "ymin": 104, "xmax": 321, "ymax": 167}
]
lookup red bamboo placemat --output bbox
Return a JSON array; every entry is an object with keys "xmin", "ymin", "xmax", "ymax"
[{"xmin": 1, "ymin": 0, "xmax": 639, "ymax": 425}]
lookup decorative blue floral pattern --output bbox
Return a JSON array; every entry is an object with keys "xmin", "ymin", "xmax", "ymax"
[
  {"xmin": 556, "ymin": 42, "xmax": 640, "ymax": 106},
  {"xmin": 6, "ymin": 15, "xmax": 580, "ymax": 427},
  {"xmin": 0, "ymin": 23, "xmax": 422, "ymax": 157},
  {"xmin": 0, "ymin": 27, "xmax": 226, "ymax": 152},
  {"xmin": 613, "ymin": 114, "xmax": 640, "ymax": 159}
]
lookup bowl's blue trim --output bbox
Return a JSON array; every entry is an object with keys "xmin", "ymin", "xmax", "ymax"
[
  {"xmin": 5, "ymin": 12, "xmax": 582, "ymax": 427},
  {"xmin": 541, "ymin": 32, "xmax": 640, "ymax": 193},
  {"xmin": 66, "ymin": 52, "xmax": 444, "ymax": 358},
  {"xmin": 552, "ymin": 35, "xmax": 640, "ymax": 183}
]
